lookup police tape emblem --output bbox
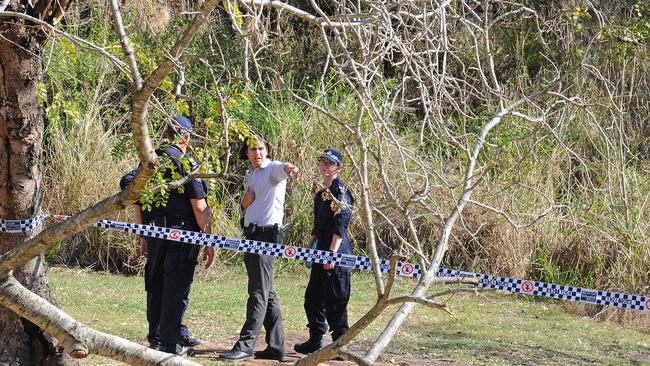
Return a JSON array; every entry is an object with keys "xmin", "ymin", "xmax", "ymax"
[
  {"xmin": 645, "ymin": 298, "xmax": 650, "ymax": 311},
  {"xmin": 521, "ymin": 281, "xmax": 534, "ymax": 293},
  {"xmin": 401, "ymin": 263, "xmax": 414, "ymax": 276},
  {"xmin": 169, "ymin": 230, "xmax": 182, "ymax": 240},
  {"xmin": 110, "ymin": 222, "xmax": 126, "ymax": 230},
  {"xmin": 6, "ymin": 221, "xmax": 21, "ymax": 231},
  {"xmin": 283, "ymin": 246, "xmax": 297, "ymax": 258}
]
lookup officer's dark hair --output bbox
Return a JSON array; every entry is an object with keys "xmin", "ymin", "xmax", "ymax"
[{"xmin": 239, "ymin": 136, "xmax": 273, "ymax": 160}]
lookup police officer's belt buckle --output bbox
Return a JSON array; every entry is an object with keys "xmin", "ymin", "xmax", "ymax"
[{"xmin": 150, "ymin": 217, "xmax": 186, "ymax": 228}]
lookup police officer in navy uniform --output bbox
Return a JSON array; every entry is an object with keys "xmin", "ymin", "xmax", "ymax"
[
  {"xmin": 219, "ymin": 137, "xmax": 298, "ymax": 362},
  {"xmin": 125, "ymin": 116, "xmax": 214, "ymax": 355},
  {"xmin": 295, "ymin": 148, "xmax": 355, "ymax": 354}
]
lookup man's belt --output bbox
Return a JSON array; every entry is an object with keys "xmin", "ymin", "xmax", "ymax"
[{"xmin": 244, "ymin": 223, "xmax": 289, "ymax": 235}]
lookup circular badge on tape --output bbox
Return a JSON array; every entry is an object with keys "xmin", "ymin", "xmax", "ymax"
[
  {"xmin": 169, "ymin": 230, "xmax": 182, "ymax": 240},
  {"xmin": 284, "ymin": 246, "xmax": 297, "ymax": 258},
  {"xmin": 645, "ymin": 298, "xmax": 650, "ymax": 311},
  {"xmin": 521, "ymin": 281, "xmax": 534, "ymax": 293},
  {"xmin": 401, "ymin": 264, "xmax": 414, "ymax": 276}
]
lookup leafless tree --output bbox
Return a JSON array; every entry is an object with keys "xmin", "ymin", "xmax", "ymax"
[{"xmin": 221, "ymin": 0, "xmax": 647, "ymax": 364}]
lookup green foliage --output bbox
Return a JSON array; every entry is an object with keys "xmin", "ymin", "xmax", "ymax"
[
  {"xmin": 138, "ymin": 154, "xmax": 185, "ymax": 213},
  {"xmin": 597, "ymin": 1, "xmax": 650, "ymax": 45},
  {"xmin": 111, "ymin": 135, "xmax": 135, "ymax": 162},
  {"xmin": 223, "ymin": 0, "xmax": 243, "ymax": 28},
  {"xmin": 536, "ymin": 246, "xmax": 593, "ymax": 287},
  {"xmin": 39, "ymin": 1, "xmax": 650, "ymax": 306}
]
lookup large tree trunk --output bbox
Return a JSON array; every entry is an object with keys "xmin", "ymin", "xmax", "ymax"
[{"xmin": 0, "ymin": 19, "xmax": 73, "ymax": 366}]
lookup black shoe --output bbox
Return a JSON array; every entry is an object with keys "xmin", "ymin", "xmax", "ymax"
[
  {"xmin": 180, "ymin": 335, "xmax": 201, "ymax": 347},
  {"xmin": 332, "ymin": 330, "xmax": 348, "ymax": 342},
  {"xmin": 148, "ymin": 337, "xmax": 162, "ymax": 350},
  {"xmin": 159, "ymin": 343, "xmax": 189, "ymax": 355},
  {"xmin": 219, "ymin": 349, "xmax": 254, "ymax": 362},
  {"xmin": 254, "ymin": 348, "xmax": 287, "ymax": 362},
  {"xmin": 294, "ymin": 338, "xmax": 324, "ymax": 354}
]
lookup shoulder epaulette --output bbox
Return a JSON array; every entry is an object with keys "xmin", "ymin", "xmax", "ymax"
[{"xmin": 336, "ymin": 180, "xmax": 349, "ymax": 211}]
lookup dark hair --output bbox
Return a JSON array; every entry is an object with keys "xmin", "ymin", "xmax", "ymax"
[{"xmin": 239, "ymin": 137, "xmax": 272, "ymax": 160}]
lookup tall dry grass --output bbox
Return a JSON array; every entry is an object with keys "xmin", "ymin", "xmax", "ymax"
[{"xmin": 42, "ymin": 65, "xmax": 141, "ymax": 272}]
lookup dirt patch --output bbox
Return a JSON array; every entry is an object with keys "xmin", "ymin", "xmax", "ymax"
[
  {"xmin": 189, "ymin": 331, "xmax": 469, "ymax": 365},
  {"xmin": 627, "ymin": 352, "xmax": 650, "ymax": 362}
]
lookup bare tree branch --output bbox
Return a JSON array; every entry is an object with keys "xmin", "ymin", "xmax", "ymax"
[
  {"xmin": 110, "ymin": 0, "xmax": 143, "ymax": 88},
  {"xmin": 0, "ymin": 274, "xmax": 200, "ymax": 365},
  {"xmin": 0, "ymin": 0, "xmax": 11, "ymax": 12}
]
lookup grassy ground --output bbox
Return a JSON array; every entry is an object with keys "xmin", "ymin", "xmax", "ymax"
[{"xmin": 48, "ymin": 265, "xmax": 650, "ymax": 365}]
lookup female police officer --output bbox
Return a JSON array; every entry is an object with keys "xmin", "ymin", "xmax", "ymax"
[{"xmin": 294, "ymin": 148, "xmax": 355, "ymax": 354}]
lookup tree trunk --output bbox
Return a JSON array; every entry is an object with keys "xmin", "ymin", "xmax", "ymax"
[{"xmin": 0, "ymin": 19, "xmax": 74, "ymax": 366}]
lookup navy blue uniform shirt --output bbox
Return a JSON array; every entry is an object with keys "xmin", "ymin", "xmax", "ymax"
[
  {"xmin": 312, "ymin": 177, "xmax": 354, "ymax": 254},
  {"xmin": 151, "ymin": 145, "xmax": 207, "ymax": 225}
]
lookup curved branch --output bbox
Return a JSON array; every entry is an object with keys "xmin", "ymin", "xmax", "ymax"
[
  {"xmin": 0, "ymin": 0, "xmax": 221, "ymax": 276},
  {"xmin": 365, "ymin": 79, "xmax": 562, "ymax": 360},
  {"xmin": 0, "ymin": 191, "xmax": 129, "ymax": 275},
  {"xmin": 0, "ymin": 274, "xmax": 199, "ymax": 365}
]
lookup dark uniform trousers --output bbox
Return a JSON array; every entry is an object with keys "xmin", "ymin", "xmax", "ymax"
[
  {"xmin": 234, "ymin": 230, "xmax": 285, "ymax": 354},
  {"xmin": 145, "ymin": 222, "xmax": 199, "ymax": 347},
  {"xmin": 304, "ymin": 263, "xmax": 351, "ymax": 340}
]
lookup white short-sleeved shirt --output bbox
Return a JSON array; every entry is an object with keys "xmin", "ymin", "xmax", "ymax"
[{"xmin": 243, "ymin": 158, "xmax": 288, "ymax": 227}]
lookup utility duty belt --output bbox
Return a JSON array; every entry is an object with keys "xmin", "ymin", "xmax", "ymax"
[
  {"xmin": 148, "ymin": 216, "xmax": 194, "ymax": 229},
  {"xmin": 243, "ymin": 223, "xmax": 289, "ymax": 244},
  {"xmin": 147, "ymin": 216, "xmax": 200, "ymax": 260}
]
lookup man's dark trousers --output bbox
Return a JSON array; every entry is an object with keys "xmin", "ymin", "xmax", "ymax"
[
  {"xmin": 304, "ymin": 264, "xmax": 351, "ymax": 340},
  {"xmin": 233, "ymin": 230, "xmax": 285, "ymax": 354},
  {"xmin": 145, "ymin": 226, "xmax": 198, "ymax": 347}
]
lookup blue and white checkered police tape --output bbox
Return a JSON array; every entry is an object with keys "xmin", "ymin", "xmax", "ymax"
[
  {"xmin": 0, "ymin": 214, "xmax": 48, "ymax": 233},
  {"xmin": 2, "ymin": 214, "xmax": 648, "ymax": 312}
]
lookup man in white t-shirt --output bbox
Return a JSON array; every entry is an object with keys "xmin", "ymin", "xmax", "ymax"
[{"xmin": 220, "ymin": 138, "xmax": 298, "ymax": 362}]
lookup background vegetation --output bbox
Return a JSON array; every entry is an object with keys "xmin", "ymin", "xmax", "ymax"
[{"xmin": 40, "ymin": 0, "xmax": 649, "ymax": 322}]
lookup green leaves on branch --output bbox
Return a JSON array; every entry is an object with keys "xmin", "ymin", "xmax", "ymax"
[
  {"xmin": 223, "ymin": 0, "xmax": 243, "ymax": 28},
  {"xmin": 176, "ymin": 99, "xmax": 191, "ymax": 116},
  {"xmin": 45, "ymin": 92, "xmax": 81, "ymax": 128},
  {"xmin": 139, "ymin": 154, "xmax": 187, "ymax": 213}
]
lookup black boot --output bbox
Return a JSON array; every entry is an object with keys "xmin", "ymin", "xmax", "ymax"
[
  {"xmin": 294, "ymin": 331, "xmax": 324, "ymax": 354},
  {"xmin": 332, "ymin": 329, "xmax": 348, "ymax": 342}
]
